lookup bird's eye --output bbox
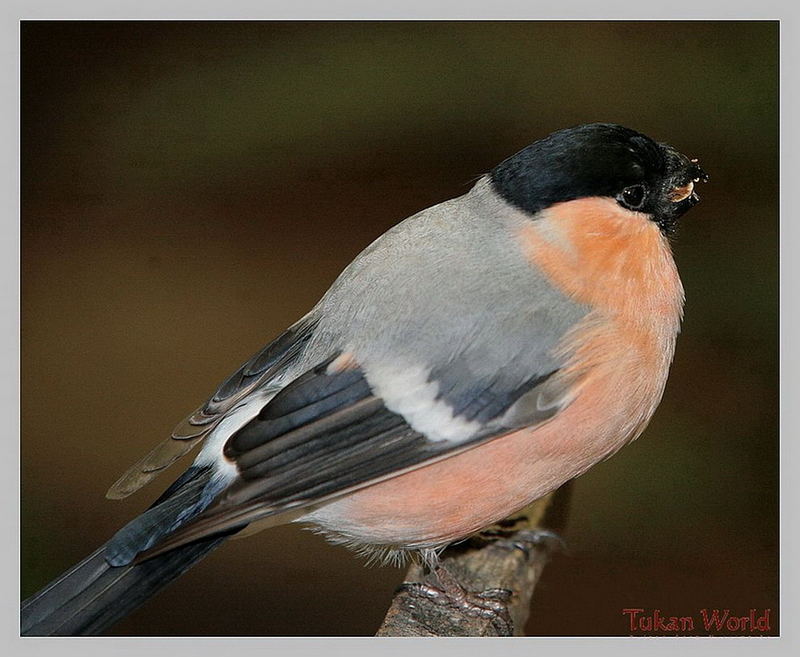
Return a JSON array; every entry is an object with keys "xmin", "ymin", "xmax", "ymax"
[{"xmin": 618, "ymin": 184, "xmax": 647, "ymax": 210}]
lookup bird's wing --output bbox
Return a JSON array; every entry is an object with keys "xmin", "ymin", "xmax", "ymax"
[
  {"xmin": 138, "ymin": 346, "xmax": 582, "ymax": 558},
  {"xmin": 106, "ymin": 312, "xmax": 320, "ymax": 499}
]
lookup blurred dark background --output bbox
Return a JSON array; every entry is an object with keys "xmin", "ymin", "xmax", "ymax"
[{"xmin": 21, "ymin": 21, "xmax": 778, "ymax": 636}]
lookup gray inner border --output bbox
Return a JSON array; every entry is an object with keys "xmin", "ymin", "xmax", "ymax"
[{"xmin": 5, "ymin": 2, "xmax": 795, "ymax": 656}]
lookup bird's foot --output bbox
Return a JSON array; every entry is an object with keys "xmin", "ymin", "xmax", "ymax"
[
  {"xmin": 397, "ymin": 566, "xmax": 514, "ymax": 635},
  {"xmin": 495, "ymin": 528, "xmax": 567, "ymax": 557}
]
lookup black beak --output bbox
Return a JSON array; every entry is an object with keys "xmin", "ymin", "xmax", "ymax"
[
  {"xmin": 654, "ymin": 145, "xmax": 710, "ymax": 233},
  {"xmin": 672, "ymin": 159, "xmax": 709, "ymax": 209}
]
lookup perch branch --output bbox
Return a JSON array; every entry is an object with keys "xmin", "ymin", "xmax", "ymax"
[{"xmin": 377, "ymin": 482, "xmax": 572, "ymax": 637}]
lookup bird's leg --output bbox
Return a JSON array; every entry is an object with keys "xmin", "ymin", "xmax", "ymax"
[
  {"xmin": 396, "ymin": 550, "xmax": 514, "ymax": 635},
  {"xmin": 396, "ymin": 529, "xmax": 564, "ymax": 635}
]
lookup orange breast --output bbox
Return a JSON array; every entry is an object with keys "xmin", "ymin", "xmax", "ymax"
[{"xmin": 302, "ymin": 199, "xmax": 684, "ymax": 551}]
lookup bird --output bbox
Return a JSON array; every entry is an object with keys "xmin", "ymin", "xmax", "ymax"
[{"xmin": 21, "ymin": 122, "xmax": 708, "ymax": 636}]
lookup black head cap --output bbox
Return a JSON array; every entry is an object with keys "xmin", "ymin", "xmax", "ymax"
[{"xmin": 490, "ymin": 123, "xmax": 709, "ymax": 234}]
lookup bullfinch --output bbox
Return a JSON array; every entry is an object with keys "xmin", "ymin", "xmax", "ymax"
[{"xmin": 21, "ymin": 122, "xmax": 708, "ymax": 636}]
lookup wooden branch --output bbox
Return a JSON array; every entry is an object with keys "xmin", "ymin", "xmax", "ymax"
[{"xmin": 376, "ymin": 482, "xmax": 572, "ymax": 637}]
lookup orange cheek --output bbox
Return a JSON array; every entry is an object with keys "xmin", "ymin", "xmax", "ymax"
[{"xmin": 516, "ymin": 197, "xmax": 683, "ymax": 327}]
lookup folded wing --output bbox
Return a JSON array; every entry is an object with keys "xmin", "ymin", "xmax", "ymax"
[{"xmin": 139, "ymin": 348, "xmax": 577, "ymax": 558}]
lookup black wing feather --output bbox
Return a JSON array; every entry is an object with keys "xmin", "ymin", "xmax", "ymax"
[
  {"xmin": 221, "ymin": 361, "xmax": 434, "ymax": 506},
  {"xmin": 141, "ymin": 358, "xmax": 569, "ymax": 557}
]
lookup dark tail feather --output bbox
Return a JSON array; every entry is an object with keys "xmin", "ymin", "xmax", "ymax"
[
  {"xmin": 22, "ymin": 466, "xmax": 235, "ymax": 636},
  {"xmin": 21, "ymin": 533, "xmax": 229, "ymax": 636}
]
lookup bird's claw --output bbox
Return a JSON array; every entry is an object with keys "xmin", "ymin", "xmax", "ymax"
[
  {"xmin": 492, "ymin": 528, "xmax": 567, "ymax": 558},
  {"xmin": 397, "ymin": 580, "xmax": 514, "ymax": 635}
]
